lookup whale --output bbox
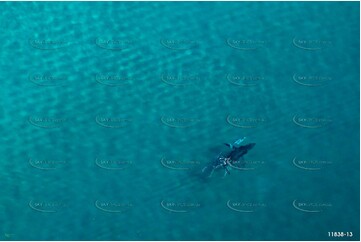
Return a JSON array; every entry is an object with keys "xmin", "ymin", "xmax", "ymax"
[{"xmin": 202, "ymin": 138, "xmax": 256, "ymax": 177}]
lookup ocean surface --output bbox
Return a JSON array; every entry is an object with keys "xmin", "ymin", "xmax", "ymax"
[{"xmin": 0, "ymin": 1, "xmax": 359, "ymax": 241}]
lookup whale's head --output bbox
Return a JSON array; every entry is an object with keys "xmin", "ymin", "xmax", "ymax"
[
  {"xmin": 229, "ymin": 143, "xmax": 256, "ymax": 161},
  {"xmin": 245, "ymin": 143, "xmax": 256, "ymax": 150}
]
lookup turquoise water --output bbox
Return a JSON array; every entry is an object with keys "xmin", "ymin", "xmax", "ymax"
[{"xmin": 0, "ymin": 1, "xmax": 359, "ymax": 241}]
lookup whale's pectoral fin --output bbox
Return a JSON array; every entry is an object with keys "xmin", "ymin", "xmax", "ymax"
[
  {"xmin": 202, "ymin": 164, "xmax": 215, "ymax": 177},
  {"xmin": 223, "ymin": 166, "xmax": 231, "ymax": 177},
  {"xmin": 201, "ymin": 166, "xmax": 208, "ymax": 173},
  {"xmin": 234, "ymin": 137, "xmax": 246, "ymax": 146},
  {"xmin": 202, "ymin": 163, "xmax": 212, "ymax": 173},
  {"xmin": 208, "ymin": 168, "xmax": 215, "ymax": 178},
  {"xmin": 225, "ymin": 166, "xmax": 230, "ymax": 175}
]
